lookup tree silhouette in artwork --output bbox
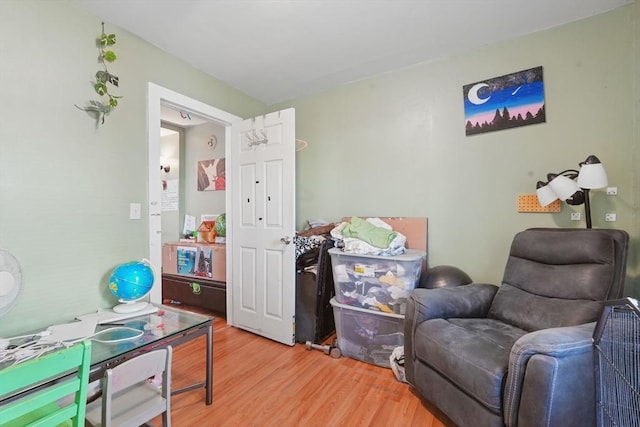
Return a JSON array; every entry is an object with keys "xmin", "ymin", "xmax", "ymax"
[{"xmin": 466, "ymin": 104, "xmax": 546, "ymax": 136}]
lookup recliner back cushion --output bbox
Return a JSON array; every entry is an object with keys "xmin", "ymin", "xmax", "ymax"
[{"xmin": 488, "ymin": 229, "xmax": 617, "ymax": 332}]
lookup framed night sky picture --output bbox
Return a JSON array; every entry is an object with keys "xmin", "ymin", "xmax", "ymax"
[{"xmin": 463, "ymin": 66, "xmax": 545, "ymax": 136}]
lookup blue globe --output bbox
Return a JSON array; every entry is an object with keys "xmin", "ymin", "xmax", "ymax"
[{"xmin": 108, "ymin": 260, "xmax": 155, "ymax": 302}]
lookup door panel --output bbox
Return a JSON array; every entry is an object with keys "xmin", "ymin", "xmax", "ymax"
[
  {"xmin": 230, "ymin": 109, "xmax": 296, "ymax": 346},
  {"xmin": 265, "ymin": 249, "xmax": 283, "ymax": 318},
  {"xmin": 265, "ymin": 160, "xmax": 283, "ymax": 227},
  {"xmin": 240, "ymin": 247, "xmax": 257, "ymax": 311},
  {"xmin": 240, "ymin": 164, "xmax": 257, "ymax": 226}
]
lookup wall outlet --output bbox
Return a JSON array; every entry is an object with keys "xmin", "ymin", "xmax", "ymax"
[
  {"xmin": 605, "ymin": 213, "xmax": 617, "ymax": 222},
  {"xmin": 606, "ymin": 187, "xmax": 618, "ymax": 195},
  {"xmin": 570, "ymin": 212, "xmax": 581, "ymax": 221},
  {"xmin": 130, "ymin": 203, "xmax": 141, "ymax": 220}
]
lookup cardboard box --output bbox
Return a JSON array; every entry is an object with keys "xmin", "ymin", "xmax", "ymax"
[{"xmin": 162, "ymin": 242, "xmax": 226, "ymax": 282}]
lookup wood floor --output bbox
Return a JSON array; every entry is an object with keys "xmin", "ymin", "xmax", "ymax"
[{"xmin": 149, "ymin": 303, "xmax": 454, "ymax": 427}]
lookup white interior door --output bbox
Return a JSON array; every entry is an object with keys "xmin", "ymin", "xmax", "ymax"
[{"xmin": 230, "ymin": 108, "xmax": 296, "ymax": 346}]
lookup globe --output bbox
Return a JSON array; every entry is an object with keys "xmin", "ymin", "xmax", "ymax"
[
  {"xmin": 108, "ymin": 259, "xmax": 155, "ymax": 313},
  {"xmin": 215, "ymin": 213, "xmax": 226, "ymax": 237}
]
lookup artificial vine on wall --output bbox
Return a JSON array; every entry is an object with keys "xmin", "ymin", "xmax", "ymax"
[{"xmin": 76, "ymin": 22, "xmax": 122, "ymax": 125}]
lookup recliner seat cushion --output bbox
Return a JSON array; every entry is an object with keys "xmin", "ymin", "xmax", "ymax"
[{"xmin": 414, "ymin": 318, "xmax": 528, "ymax": 413}]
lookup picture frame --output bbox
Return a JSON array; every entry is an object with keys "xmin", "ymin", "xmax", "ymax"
[
  {"xmin": 197, "ymin": 158, "xmax": 226, "ymax": 191},
  {"xmin": 463, "ymin": 66, "xmax": 545, "ymax": 136}
]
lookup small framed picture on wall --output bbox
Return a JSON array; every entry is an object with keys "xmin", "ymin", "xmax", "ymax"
[{"xmin": 197, "ymin": 158, "xmax": 225, "ymax": 191}]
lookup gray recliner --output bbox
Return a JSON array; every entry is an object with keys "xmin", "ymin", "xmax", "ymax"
[{"xmin": 405, "ymin": 228, "xmax": 629, "ymax": 427}]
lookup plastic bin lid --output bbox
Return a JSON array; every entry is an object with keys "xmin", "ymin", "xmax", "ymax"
[
  {"xmin": 328, "ymin": 247, "xmax": 426, "ymax": 261},
  {"xmin": 329, "ymin": 297, "xmax": 405, "ymax": 319}
]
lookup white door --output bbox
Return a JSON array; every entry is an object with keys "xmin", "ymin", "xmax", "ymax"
[{"xmin": 230, "ymin": 109, "xmax": 296, "ymax": 346}]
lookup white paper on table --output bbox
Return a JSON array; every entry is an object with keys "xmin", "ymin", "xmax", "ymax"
[{"xmin": 183, "ymin": 214, "xmax": 196, "ymax": 235}]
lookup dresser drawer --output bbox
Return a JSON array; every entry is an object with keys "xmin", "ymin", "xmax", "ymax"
[{"xmin": 162, "ymin": 274, "xmax": 226, "ymax": 315}]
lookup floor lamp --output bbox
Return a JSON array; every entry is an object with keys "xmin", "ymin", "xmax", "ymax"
[{"xmin": 535, "ymin": 155, "xmax": 608, "ymax": 228}]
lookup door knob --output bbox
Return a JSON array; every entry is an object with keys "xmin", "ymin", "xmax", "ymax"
[{"xmin": 280, "ymin": 236, "xmax": 291, "ymax": 245}]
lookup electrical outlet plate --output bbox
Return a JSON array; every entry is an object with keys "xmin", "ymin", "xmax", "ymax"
[
  {"xmin": 605, "ymin": 213, "xmax": 617, "ymax": 222},
  {"xmin": 606, "ymin": 187, "xmax": 618, "ymax": 195},
  {"xmin": 129, "ymin": 203, "xmax": 141, "ymax": 220},
  {"xmin": 571, "ymin": 212, "xmax": 581, "ymax": 221}
]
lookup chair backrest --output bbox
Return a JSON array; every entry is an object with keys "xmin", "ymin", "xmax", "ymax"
[
  {"xmin": 0, "ymin": 340, "xmax": 92, "ymax": 427},
  {"xmin": 488, "ymin": 228, "xmax": 629, "ymax": 332},
  {"xmin": 100, "ymin": 346, "xmax": 172, "ymax": 427}
]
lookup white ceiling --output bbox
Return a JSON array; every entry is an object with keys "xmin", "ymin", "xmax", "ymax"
[{"xmin": 74, "ymin": 0, "xmax": 632, "ymax": 105}]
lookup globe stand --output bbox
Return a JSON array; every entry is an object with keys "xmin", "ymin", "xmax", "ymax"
[
  {"xmin": 108, "ymin": 258, "xmax": 156, "ymax": 316},
  {"xmin": 113, "ymin": 300, "xmax": 149, "ymax": 314}
]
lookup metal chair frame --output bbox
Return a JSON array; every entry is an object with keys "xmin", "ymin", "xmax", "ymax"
[{"xmin": 593, "ymin": 297, "xmax": 640, "ymax": 427}]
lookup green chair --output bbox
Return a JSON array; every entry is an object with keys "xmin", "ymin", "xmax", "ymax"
[{"xmin": 0, "ymin": 340, "xmax": 92, "ymax": 427}]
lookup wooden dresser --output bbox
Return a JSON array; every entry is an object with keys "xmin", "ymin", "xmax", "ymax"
[{"xmin": 161, "ymin": 241, "xmax": 226, "ymax": 315}]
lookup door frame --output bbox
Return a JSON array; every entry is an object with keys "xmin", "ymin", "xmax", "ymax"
[{"xmin": 147, "ymin": 82, "xmax": 241, "ymax": 325}]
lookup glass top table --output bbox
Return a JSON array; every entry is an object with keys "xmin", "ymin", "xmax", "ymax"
[
  {"xmin": 1, "ymin": 304, "xmax": 214, "ymax": 406},
  {"xmin": 89, "ymin": 304, "xmax": 214, "ymax": 405}
]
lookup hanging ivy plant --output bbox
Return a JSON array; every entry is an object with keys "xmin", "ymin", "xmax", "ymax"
[{"xmin": 76, "ymin": 22, "xmax": 122, "ymax": 125}]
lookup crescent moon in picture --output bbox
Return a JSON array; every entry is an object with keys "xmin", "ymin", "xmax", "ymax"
[{"xmin": 468, "ymin": 83, "xmax": 490, "ymax": 105}]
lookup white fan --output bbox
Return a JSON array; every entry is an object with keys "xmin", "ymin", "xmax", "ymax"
[{"xmin": 0, "ymin": 249, "xmax": 23, "ymax": 317}]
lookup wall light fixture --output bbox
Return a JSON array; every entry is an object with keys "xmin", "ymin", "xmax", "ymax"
[{"xmin": 160, "ymin": 157, "xmax": 170, "ymax": 173}]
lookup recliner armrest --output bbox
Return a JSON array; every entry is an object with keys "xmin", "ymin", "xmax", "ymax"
[
  {"xmin": 404, "ymin": 283, "xmax": 498, "ymax": 386},
  {"xmin": 503, "ymin": 322, "xmax": 597, "ymax": 427}
]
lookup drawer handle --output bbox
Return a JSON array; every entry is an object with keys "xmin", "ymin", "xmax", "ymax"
[{"xmin": 190, "ymin": 282, "xmax": 201, "ymax": 295}]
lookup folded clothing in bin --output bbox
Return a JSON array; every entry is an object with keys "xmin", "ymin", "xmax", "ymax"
[{"xmin": 329, "ymin": 248, "xmax": 426, "ymax": 315}]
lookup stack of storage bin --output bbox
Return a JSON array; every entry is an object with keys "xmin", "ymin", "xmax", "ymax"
[{"xmin": 328, "ymin": 247, "xmax": 426, "ymax": 367}]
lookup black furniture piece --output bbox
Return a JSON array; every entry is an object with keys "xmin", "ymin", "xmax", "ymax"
[
  {"xmin": 295, "ymin": 239, "xmax": 336, "ymax": 343},
  {"xmin": 593, "ymin": 297, "xmax": 640, "ymax": 427},
  {"xmin": 405, "ymin": 228, "xmax": 629, "ymax": 427},
  {"xmin": 163, "ymin": 273, "xmax": 226, "ymax": 315}
]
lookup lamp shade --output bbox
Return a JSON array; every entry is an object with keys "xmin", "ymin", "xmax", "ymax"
[
  {"xmin": 536, "ymin": 182, "xmax": 558, "ymax": 207},
  {"xmin": 548, "ymin": 174, "xmax": 581, "ymax": 201},
  {"xmin": 577, "ymin": 155, "xmax": 607, "ymax": 189}
]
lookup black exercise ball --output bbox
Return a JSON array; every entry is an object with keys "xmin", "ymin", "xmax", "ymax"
[{"xmin": 419, "ymin": 265, "xmax": 472, "ymax": 289}]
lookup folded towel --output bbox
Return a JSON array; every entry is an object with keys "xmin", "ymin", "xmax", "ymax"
[{"xmin": 341, "ymin": 217, "xmax": 398, "ymax": 249}]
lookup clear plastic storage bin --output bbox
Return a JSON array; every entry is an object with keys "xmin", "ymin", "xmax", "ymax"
[
  {"xmin": 330, "ymin": 297, "xmax": 404, "ymax": 368},
  {"xmin": 328, "ymin": 248, "xmax": 426, "ymax": 315}
]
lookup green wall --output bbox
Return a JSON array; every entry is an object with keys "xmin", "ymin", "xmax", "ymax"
[
  {"xmin": 184, "ymin": 122, "xmax": 227, "ymax": 227},
  {"xmin": 0, "ymin": 0, "xmax": 266, "ymax": 335},
  {"xmin": 276, "ymin": 4, "xmax": 640, "ymax": 295}
]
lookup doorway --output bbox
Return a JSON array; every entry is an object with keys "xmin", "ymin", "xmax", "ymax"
[
  {"xmin": 147, "ymin": 82, "xmax": 241, "ymax": 325},
  {"xmin": 159, "ymin": 108, "xmax": 226, "ymax": 246}
]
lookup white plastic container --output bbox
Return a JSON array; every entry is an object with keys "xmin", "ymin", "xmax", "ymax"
[
  {"xmin": 328, "ymin": 248, "xmax": 426, "ymax": 315},
  {"xmin": 330, "ymin": 297, "xmax": 404, "ymax": 368}
]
